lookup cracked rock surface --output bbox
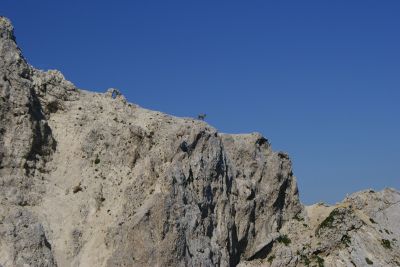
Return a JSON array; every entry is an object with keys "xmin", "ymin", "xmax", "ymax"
[
  {"xmin": 0, "ymin": 17, "xmax": 399, "ymax": 267},
  {"xmin": 239, "ymin": 188, "xmax": 400, "ymax": 267}
]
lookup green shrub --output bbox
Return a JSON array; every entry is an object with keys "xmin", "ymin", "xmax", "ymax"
[
  {"xmin": 267, "ymin": 255, "xmax": 275, "ymax": 263},
  {"xmin": 320, "ymin": 209, "xmax": 340, "ymax": 228},
  {"xmin": 365, "ymin": 257, "xmax": 373, "ymax": 265},
  {"xmin": 381, "ymin": 239, "xmax": 392, "ymax": 249},
  {"xmin": 277, "ymin": 235, "xmax": 291, "ymax": 246},
  {"xmin": 315, "ymin": 255, "xmax": 324, "ymax": 267},
  {"xmin": 94, "ymin": 157, "xmax": 100, "ymax": 164},
  {"xmin": 341, "ymin": 234, "xmax": 351, "ymax": 247},
  {"xmin": 316, "ymin": 209, "xmax": 341, "ymax": 236},
  {"xmin": 300, "ymin": 255, "xmax": 311, "ymax": 266}
]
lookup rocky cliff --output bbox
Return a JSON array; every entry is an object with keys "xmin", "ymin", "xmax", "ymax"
[
  {"xmin": 239, "ymin": 188, "xmax": 400, "ymax": 267},
  {"xmin": 0, "ymin": 17, "xmax": 399, "ymax": 267}
]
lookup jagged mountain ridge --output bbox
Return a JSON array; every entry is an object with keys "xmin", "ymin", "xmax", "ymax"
[{"xmin": 0, "ymin": 17, "xmax": 399, "ymax": 267}]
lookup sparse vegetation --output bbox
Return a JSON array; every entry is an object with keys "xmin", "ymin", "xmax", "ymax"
[
  {"xmin": 315, "ymin": 255, "xmax": 324, "ymax": 267},
  {"xmin": 316, "ymin": 208, "xmax": 342, "ymax": 236},
  {"xmin": 293, "ymin": 213, "xmax": 304, "ymax": 221},
  {"xmin": 319, "ymin": 209, "xmax": 340, "ymax": 229},
  {"xmin": 341, "ymin": 234, "xmax": 351, "ymax": 247},
  {"xmin": 267, "ymin": 255, "xmax": 275, "ymax": 263},
  {"xmin": 365, "ymin": 257, "xmax": 373, "ymax": 265},
  {"xmin": 277, "ymin": 235, "xmax": 291, "ymax": 246},
  {"xmin": 300, "ymin": 254, "xmax": 311, "ymax": 266},
  {"xmin": 381, "ymin": 239, "xmax": 392, "ymax": 249}
]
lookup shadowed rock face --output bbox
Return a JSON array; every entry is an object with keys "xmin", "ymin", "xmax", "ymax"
[{"xmin": 0, "ymin": 17, "xmax": 399, "ymax": 267}]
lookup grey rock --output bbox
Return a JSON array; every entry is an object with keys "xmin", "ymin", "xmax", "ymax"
[
  {"xmin": 239, "ymin": 188, "xmax": 400, "ymax": 267},
  {"xmin": 0, "ymin": 17, "xmax": 399, "ymax": 267}
]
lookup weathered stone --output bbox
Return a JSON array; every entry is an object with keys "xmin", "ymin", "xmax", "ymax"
[
  {"xmin": 0, "ymin": 17, "xmax": 399, "ymax": 267},
  {"xmin": 239, "ymin": 189, "xmax": 400, "ymax": 267}
]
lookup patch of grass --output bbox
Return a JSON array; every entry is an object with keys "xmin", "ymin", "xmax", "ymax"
[
  {"xmin": 276, "ymin": 235, "xmax": 291, "ymax": 246},
  {"xmin": 365, "ymin": 257, "xmax": 373, "ymax": 265},
  {"xmin": 267, "ymin": 255, "xmax": 275, "ymax": 263},
  {"xmin": 381, "ymin": 239, "xmax": 392, "ymax": 249}
]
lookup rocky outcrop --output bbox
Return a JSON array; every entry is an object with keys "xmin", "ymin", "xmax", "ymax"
[
  {"xmin": 0, "ymin": 17, "xmax": 301, "ymax": 266},
  {"xmin": 0, "ymin": 17, "xmax": 58, "ymax": 267},
  {"xmin": 0, "ymin": 17, "xmax": 399, "ymax": 267},
  {"xmin": 239, "ymin": 188, "xmax": 400, "ymax": 267}
]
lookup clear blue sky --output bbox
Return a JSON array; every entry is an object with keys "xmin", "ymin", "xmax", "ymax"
[{"xmin": 1, "ymin": 1, "xmax": 399, "ymax": 204}]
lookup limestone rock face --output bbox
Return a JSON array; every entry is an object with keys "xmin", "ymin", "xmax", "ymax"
[
  {"xmin": 239, "ymin": 188, "xmax": 400, "ymax": 267},
  {"xmin": 0, "ymin": 17, "xmax": 399, "ymax": 267},
  {"xmin": 0, "ymin": 17, "xmax": 301, "ymax": 266}
]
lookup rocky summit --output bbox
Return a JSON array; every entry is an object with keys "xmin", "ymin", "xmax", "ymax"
[{"xmin": 0, "ymin": 17, "xmax": 399, "ymax": 267}]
